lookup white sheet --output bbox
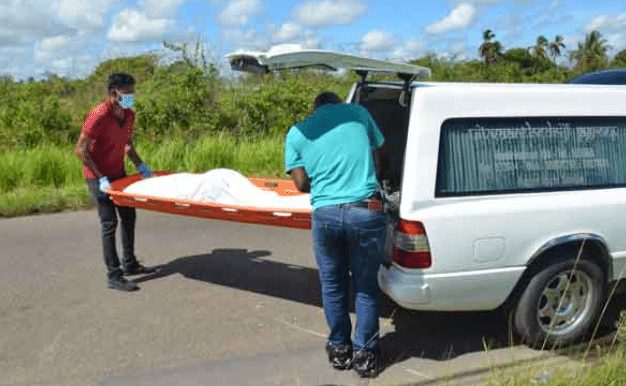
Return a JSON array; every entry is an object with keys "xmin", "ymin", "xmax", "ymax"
[{"xmin": 123, "ymin": 169, "xmax": 311, "ymax": 210}]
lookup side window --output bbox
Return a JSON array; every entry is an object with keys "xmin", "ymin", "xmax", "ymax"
[{"xmin": 436, "ymin": 117, "xmax": 626, "ymax": 196}]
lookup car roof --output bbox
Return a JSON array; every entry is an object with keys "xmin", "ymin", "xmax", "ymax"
[
  {"xmin": 367, "ymin": 81, "xmax": 622, "ymax": 91},
  {"xmin": 567, "ymin": 69, "xmax": 626, "ymax": 85}
]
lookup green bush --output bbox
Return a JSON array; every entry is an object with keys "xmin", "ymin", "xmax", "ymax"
[{"xmin": 0, "ymin": 34, "xmax": 621, "ymax": 216}]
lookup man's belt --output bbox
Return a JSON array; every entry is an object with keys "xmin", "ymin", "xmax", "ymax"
[{"xmin": 349, "ymin": 197, "xmax": 384, "ymax": 211}]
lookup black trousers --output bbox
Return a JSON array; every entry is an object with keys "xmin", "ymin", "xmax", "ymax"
[{"xmin": 86, "ymin": 177, "xmax": 138, "ymax": 279}]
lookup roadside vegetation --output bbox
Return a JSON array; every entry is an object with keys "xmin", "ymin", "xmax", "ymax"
[
  {"xmin": 493, "ymin": 323, "xmax": 626, "ymax": 385},
  {"xmin": 0, "ymin": 29, "xmax": 624, "ymax": 218}
]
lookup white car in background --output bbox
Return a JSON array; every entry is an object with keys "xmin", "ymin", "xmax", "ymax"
[{"xmin": 227, "ymin": 47, "xmax": 626, "ymax": 348}]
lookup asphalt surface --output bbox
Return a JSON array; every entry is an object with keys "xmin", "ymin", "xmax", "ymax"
[{"xmin": 0, "ymin": 210, "xmax": 622, "ymax": 386}]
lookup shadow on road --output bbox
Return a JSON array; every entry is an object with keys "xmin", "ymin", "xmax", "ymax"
[
  {"xmin": 136, "ymin": 250, "xmax": 514, "ymax": 358},
  {"xmin": 135, "ymin": 249, "xmax": 626, "ymax": 369},
  {"xmin": 380, "ymin": 309, "xmax": 513, "ymax": 366},
  {"xmin": 136, "ymin": 248, "xmax": 324, "ymax": 307}
]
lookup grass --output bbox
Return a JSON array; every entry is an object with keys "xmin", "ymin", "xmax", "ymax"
[
  {"xmin": 0, "ymin": 144, "xmax": 84, "ymax": 193},
  {"xmin": 0, "ymin": 185, "xmax": 91, "ymax": 217},
  {"xmin": 497, "ymin": 340, "xmax": 626, "ymax": 385},
  {"xmin": 137, "ymin": 133, "xmax": 284, "ymax": 176},
  {"xmin": 546, "ymin": 324, "xmax": 626, "ymax": 386},
  {"xmin": 0, "ymin": 134, "xmax": 285, "ymax": 217},
  {"xmin": 487, "ymin": 302, "xmax": 626, "ymax": 386}
]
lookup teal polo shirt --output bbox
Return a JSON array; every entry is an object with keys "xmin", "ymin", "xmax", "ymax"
[{"xmin": 285, "ymin": 103, "xmax": 385, "ymax": 210}]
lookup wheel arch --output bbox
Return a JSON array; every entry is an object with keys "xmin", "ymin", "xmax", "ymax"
[{"xmin": 501, "ymin": 233, "xmax": 612, "ymax": 311}]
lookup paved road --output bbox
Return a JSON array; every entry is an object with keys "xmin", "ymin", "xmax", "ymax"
[{"xmin": 0, "ymin": 210, "xmax": 621, "ymax": 386}]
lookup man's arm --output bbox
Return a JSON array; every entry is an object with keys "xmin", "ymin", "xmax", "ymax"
[
  {"xmin": 289, "ymin": 167, "xmax": 311, "ymax": 193},
  {"xmin": 125, "ymin": 137, "xmax": 144, "ymax": 167},
  {"xmin": 75, "ymin": 134, "xmax": 103, "ymax": 178},
  {"xmin": 373, "ymin": 145, "xmax": 391, "ymax": 182}
]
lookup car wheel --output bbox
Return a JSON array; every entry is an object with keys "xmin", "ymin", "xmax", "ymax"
[{"xmin": 514, "ymin": 257, "xmax": 606, "ymax": 349}]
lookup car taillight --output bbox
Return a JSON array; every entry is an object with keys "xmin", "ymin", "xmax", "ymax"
[{"xmin": 393, "ymin": 219, "xmax": 432, "ymax": 269}]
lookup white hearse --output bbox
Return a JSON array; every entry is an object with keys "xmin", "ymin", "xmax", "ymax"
[{"xmin": 227, "ymin": 47, "xmax": 626, "ymax": 347}]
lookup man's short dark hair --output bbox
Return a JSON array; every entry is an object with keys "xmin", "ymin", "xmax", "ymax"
[
  {"xmin": 314, "ymin": 92, "xmax": 342, "ymax": 109},
  {"xmin": 107, "ymin": 73, "xmax": 135, "ymax": 92}
]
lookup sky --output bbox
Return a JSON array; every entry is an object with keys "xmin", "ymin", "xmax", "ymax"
[{"xmin": 1, "ymin": 0, "xmax": 626, "ymax": 79}]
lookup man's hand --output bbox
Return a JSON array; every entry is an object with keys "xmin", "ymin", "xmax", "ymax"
[
  {"xmin": 137, "ymin": 163, "xmax": 153, "ymax": 178},
  {"xmin": 99, "ymin": 177, "xmax": 111, "ymax": 192},
  {"xmin": 289, "ymin": 167, "xmax": 311, "ymax": 193}
]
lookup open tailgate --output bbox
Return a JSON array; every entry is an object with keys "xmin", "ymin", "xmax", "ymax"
[{"xmin": 225, "ymin": 46, "xmax": 430, "ymax": 78}]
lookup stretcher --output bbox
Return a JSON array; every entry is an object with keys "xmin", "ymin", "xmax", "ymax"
[{"xmin": 107, "ymin": 172, "xmax": 312, "ymax": 229}]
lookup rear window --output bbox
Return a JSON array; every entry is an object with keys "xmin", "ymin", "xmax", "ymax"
[{"xmin": 436, "ymin": 117, "xmax": 626, "ymax": 197}]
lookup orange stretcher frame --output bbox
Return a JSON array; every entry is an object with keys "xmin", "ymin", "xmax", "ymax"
[{"xmin": 107, "ymin": 172, "xmax": 312, "ymax": 229}]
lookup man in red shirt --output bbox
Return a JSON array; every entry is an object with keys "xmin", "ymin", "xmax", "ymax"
[{"xmin": 75, "ymin": 73, "xmax": 156, "ymax": 291}]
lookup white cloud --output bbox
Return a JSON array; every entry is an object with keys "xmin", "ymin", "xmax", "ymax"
[
  {"xmin": 39, "ymin": 35, "xmax": 73, "ymax": 52},
  {"xmin": 586, "ymin": 11, "xmax": 626, "ymax": 52},
  {"xmin": 0, "ymin": 46, "xmax": 35, "ymax": 78},
  {"xmin": 57, "ymin": 0, "xmax": 116, "ymax": 29},
  {"xmin": 586, "ymin": 11, "xmax": 626, "ymax": 33},
  {"xmin": 293, "ymin": 0, "xmax": 366, "ymax": 27},
  {"xmin": 360, "ymin": 30, "xmax": 395, "ymax": 54},
  {"xmin": 107, "ymin": 9, "xmax": 174, "ymax": 42},
  {"xmin": 301, "ymin": 34, "xmax": 321, "ymax": 49},
  {"xmin": 425, "ymin": 3, "xmax": 476, "ymax": 34},
  {"xmin": 268, "ymin": 22, "xmax": 320, "ymax": 48},
  {"xmin": 218, "ymin": 0, "xmax": 262, "ymax": 26},
  {"xmin": 0, "ymin": 1, "xmax": 70, "ymax": 46},
  {"xmin": 139, "ymin": 0, "xmax": 187, "ymax": 18},
  {"xmin": 391, "ymin": 38, "xmax": 426, "ymax": 60},
  {"xmin": 447, "ymin": 0, "xmax": 499, "ymax": 5},
  {"xmin": 34, "ymin": 35, "xmax": 73, "ymax": 62},
  {"xmin": 222, "ymin": 28, "xmax": 268, "ymax": 50},
  {"xmin": 272, "ymin": 23, "xmax": 302, "ymax": 42}
]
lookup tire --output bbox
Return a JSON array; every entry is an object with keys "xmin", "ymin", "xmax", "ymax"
[{"xmin": 513, "ymin": 256, "xmax": 606, "ymax": 349}]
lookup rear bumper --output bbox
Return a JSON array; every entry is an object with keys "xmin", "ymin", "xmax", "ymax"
[{"xmin": 378, "ymin": 264, "xmax": 526, "ymax": 311}]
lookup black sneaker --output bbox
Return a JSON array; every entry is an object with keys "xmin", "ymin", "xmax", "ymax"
[
  {"xmin": 123, "ymin": 263, "xmax": 157, "ymax": 276},
  {"xmin": 108, "ymin": 276, "xmax": 139, "ymax": 291},
  {"xmin": 325, "ymin": 343, "xmax": 353, "ymax": 370},
  {"xmin": 352, "ymin": 348, "xmax": 380, "ymax": 378}
]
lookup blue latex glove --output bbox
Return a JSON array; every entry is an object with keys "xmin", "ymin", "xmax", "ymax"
[
  {"xmin": 98, "ymin": 177, "xmax": 111, "ymax": 193},
  {"xmin": 137, "ymin": 163, "xmax": 154, "ymax": 178}
]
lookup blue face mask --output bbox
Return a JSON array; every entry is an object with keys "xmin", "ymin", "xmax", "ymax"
[{"xmin": 117, "ymin": 92, "xmax": 135, "ymax": 109}]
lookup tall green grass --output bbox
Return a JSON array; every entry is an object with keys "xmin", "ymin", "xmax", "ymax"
[
  {"xmin": 490, "ymin": 321, "xmax": 626, "ymax": 386},
  {"xmin": 0, "ymin": 145, "xmax": 84, "ymax": 193},
  {"xmin": 136, "ymin": 133, "xmax": 284, "ymax": 177},
  {"xmin": 0, "ymin": 134, "xmax": 285, "ymax": 217}
]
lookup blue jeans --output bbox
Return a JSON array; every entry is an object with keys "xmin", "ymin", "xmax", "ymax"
[{"xmin": 312, "ymin": 203, "xmax": 387, "ymax": 350}]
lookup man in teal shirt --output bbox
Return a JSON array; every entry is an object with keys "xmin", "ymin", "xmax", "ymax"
[{"xmin": 285, "ymin": 92, "xmax": 387, "ymax": 378}]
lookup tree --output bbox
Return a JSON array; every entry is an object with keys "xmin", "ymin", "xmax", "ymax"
[
  {"xmin": 503, "ymin": 48, "xmax": 537, "ymax": 73},
  {"xmin": 89, "ymin": 54, "xmax": 158, "ymax": 86},
  {"xmin": 569, "ymin": 30, "xmax": 609, "ymax": 72},
  {"xmin": 479, "ymin": 29, "xmax": 503, "ymax": 65},
  {"xmin": 530, "ymin": 35, "xmax": 549, "ymax": 60},
  {"xmin": 548, "ymin": 35, "xmax": 566, "ymax": 63},
  {"xmin": 611, "ymin": 49, "xmax": 626, "ymax": 68}
]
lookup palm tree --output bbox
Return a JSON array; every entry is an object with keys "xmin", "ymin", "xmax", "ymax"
[
  {"xmin": 570, "ymin": 30, "xmax": 609, "ymax": 71},
  {"xmin": 530, "ymin": 35, "xmax": 549, "ymax": 60},
  {"xmin": 611, "ymin": 49, "xmax": 626, "ymax": 67},
  {"xmin": 479, "ymin": 29, "xmax": 503, "ymax": 64},
  {"xmin": 548, "ymin": 35, "xmax": 566, "ymax": 63}
]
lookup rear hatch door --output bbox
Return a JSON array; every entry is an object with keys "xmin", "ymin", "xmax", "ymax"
[{"xmin": 225, "ymin": 46, "xmax": 430, "ymax": 77}]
